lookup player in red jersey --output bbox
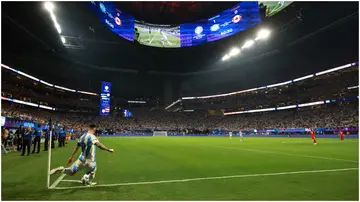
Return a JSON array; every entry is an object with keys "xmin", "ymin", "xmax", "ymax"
[
  {"xmin": 310, "ymin": 129, "xmax": 317, "ymax": 145},
  {"xmin": 339, "ymin": 130, "xmax": 345, "ymax": 141}
]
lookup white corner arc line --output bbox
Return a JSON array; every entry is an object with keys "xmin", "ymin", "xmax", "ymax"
[
  {"xmin": 49, "ymin": 174, "xmax": 66, "ymax": 189},
  {"xmin": 201, "ymin": 145, "xmax": 358, "ymax": 163},
  {"xmin": 52, "ymin": 167, "xmax": 358, "ymax": 190}
]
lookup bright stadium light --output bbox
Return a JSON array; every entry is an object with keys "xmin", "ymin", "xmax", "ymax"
[
  {"xmin": 60, "ymin": 36, "xmax": 66, "ymax": 44},
  {"xmin": 242, "ymin": 40, "xmax": 254, "ymax": 49},
  {"xmin": 44, "ymin": 2, "xmax": 54, "ymax": 12},
  {"xmin": 229, "ymin": 48, "xmax": 240, "ymax": 56},
  {"xmin": 55, "ymin": 23, "xmax": 62, "ymax": 34},
  {"xmin": 256, "ymin": 29, "xmax": 270, "ymax": 40},
  {"xmin": 222, "ymin": 54, "xmax": 230, "ymax": 61}
]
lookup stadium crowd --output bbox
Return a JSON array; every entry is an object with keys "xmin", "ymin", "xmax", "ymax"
[
  {"xmin": 181, "ymin": 65, "xmax": 358, "ymax": 111},
  {"xmin": 2, "ymin": 100, "xmax": 358, "ymax": 133},
  {"xmin": 1, "ymin": 64, "xmax": 358, "ymax": 138}
]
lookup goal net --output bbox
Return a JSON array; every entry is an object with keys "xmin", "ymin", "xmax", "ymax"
[{"xmin": 153, "ymin": 131, "xmax": 167, "ymax": 136}]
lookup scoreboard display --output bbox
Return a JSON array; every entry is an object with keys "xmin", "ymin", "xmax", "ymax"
[
  {"xmin": 206, "ymin": 2, "xmax": 261, "ymax": 42},
  {"xmin": 90, "ymin": 1, "xmax": 135, "ymax": 41},
  {"xmin": 90, "ymin": 1, "xmax": 290, "ymax": 48},
  {"xmin": 100, "ymin": 81, "xmax": 112, "ymax": 116}
]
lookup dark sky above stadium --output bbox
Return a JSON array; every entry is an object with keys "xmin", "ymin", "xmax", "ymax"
[{"xmin": 1, "ymin": 2, "xmax": 359, "ymax": 98}]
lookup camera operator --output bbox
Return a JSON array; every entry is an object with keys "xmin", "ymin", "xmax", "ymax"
[{"xmin": 1, "ymin": 127, "xmax": 9, "ymax": 148}]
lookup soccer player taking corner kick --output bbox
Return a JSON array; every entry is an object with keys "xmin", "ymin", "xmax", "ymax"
[{"xmin": 50, "ymin": 124, "xmax": 114, "ymax": 186}]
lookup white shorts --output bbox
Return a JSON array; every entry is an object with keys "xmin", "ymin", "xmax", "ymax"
[
  {"xmin": 161, "ymin": 35, "xmax": 168, "ymax": 41},
  {"xmin": 72, "ymin": 159, "xmax": 97, "ymax": 175}
]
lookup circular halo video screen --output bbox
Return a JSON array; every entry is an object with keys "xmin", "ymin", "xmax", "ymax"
[{"xmin": 89, "ymin": 1, "xmax": 292, "ymax": 48}]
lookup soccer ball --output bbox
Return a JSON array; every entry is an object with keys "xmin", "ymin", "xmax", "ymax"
[{"xmin": 81, "ymin": 174, "xmax": 90, "ymax": 185}]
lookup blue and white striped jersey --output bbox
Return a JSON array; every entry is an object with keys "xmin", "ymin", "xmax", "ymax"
[{"xmin": 77, "ymin": 133, "xmax": 99, "ymax": 162}]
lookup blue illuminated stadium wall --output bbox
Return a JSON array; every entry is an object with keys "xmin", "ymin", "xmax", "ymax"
[
  {"xmin": 100, "ymin": 81, "xmax": 112, "ymax": 116},
  {"xmin": 90, "ymin": 1, "xmax": 135, "ymax": 41},
  {"xmin": 90, "ymin": 1, "xmax": 262, "ymax": 48}
]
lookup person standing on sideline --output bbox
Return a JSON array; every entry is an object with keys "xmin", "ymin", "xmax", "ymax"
[
  {"xmin": 58, "ymin": 127, "xmax": 66, "ymax": 147},
  {"xmin": 32, "ymin": 124, "xmax": 43, "ymax": 154},
  {"xmin": 16, "ymin": 125, "xmax": 25, "ymax": 151},
  {"xmin": 21, "ymin": 126, "xmax": 33, "ymax": 156},
  {"xmin": 51, "ymin": 127, "xmax": 56, "ymax": 149},
  {"xmin": 44, "ymin": 127, "xmax": 50, "ymax": 151}
]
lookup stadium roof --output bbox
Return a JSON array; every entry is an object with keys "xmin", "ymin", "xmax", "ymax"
[{"xmin": 1, "ymin": 2, "xmax": 358, "ymax": 98}]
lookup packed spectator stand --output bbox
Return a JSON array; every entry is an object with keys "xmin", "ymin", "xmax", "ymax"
[{"xmin": 1, "ymin": 63, "xmax": 359, "ymax": 139}]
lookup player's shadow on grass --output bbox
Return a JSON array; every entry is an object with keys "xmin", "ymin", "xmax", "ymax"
[{"xmin": 62, "ymin": 185, "xmax": 129, "ymax": 195}]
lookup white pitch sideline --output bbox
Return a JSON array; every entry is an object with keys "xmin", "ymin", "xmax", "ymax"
[{"xmin": 50, "ymin": 167, "xmax": 358, "ymax": 190}]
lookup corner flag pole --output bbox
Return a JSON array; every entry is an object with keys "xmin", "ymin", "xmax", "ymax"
[{"xmin": 46, "ymin": 119, "xmax": 52, "ymax": 189}]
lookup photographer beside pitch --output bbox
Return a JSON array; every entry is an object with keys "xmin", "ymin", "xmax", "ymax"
[{"xmin": 50, "ymin": 124, "xmax": 114, "ymax": 186}]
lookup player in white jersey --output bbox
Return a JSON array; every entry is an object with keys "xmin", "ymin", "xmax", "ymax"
[
  {"xmin": 160, "ymin": 30, "xmax": 172, "ymax": 47},
  {"xmin": 239, "ymin": 130, "xmax": 243, "ymax": 142},
  {"xmin": 229, "ymin": 131, "xmax": 233, "ymax": 139},
  {"xmin": 50, "ymin": 124, "xmax": 114, "ymax": 186}
]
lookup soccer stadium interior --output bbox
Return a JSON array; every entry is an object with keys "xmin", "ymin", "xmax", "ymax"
[{"xmin": 1, "ymin": 1, "xmax": 359, "ymax": 200}]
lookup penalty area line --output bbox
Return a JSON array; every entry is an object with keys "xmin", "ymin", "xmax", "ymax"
[{"xmin": 51, "ymin": 167, "xmax": 358, "ymax": 190}]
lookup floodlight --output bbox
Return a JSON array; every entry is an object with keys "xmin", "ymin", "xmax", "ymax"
[
  {"xmin": 222, "ymin": 54, "xmax": 230, "ymax": 61},
  {"xmin": 229, "ymin": 48, "xmax": 240, "ymax": 56},
  {"xmin": 55, "ymin": 23, "xmax": 62, "ymax": 34},
  {"xmin": 61, "ymin": 36, "xmax": 66, "ymax": 44},
  {"xmin": 44, "ymin": 2, "xmax": 54, "ymax": 12},
  {"xmin": 256, "ymin": 29, "xmax": 270, "ymax": 40},
  {"xmin": 50, "ymin": 12, "xmax": 57, "ymax": 22},
  {"xmin": 242, "ymin": 40, "xmax": 254, "ymax": 49}
]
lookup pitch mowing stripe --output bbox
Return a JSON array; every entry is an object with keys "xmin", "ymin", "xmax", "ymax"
[
  {"xmin": 201, "ymin": 145, "xmax": 358, "ymax": 163},
  {"xmin": 49, "ymin": 174, "xmax": 66, "ymax": 189},
  {"xmin": 51, "ymin": 167, "xmax": 358, "ymax": 190}
]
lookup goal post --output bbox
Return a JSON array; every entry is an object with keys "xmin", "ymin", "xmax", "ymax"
[{"xmin": 153, "ymin": 131, "xmax": 168, "ymax": 136}]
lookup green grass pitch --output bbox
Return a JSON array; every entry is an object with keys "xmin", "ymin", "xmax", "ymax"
[
  {"xmin": 261, "ymin": 1, "xmax": 293, "ymax": 17},
  {"xmin": 2, "ymin": 137, "xmax": 359, "ymax": 200},
  {"xmin": 135, "ymin": 26, "xmax": 180, "ymax": 48}
]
